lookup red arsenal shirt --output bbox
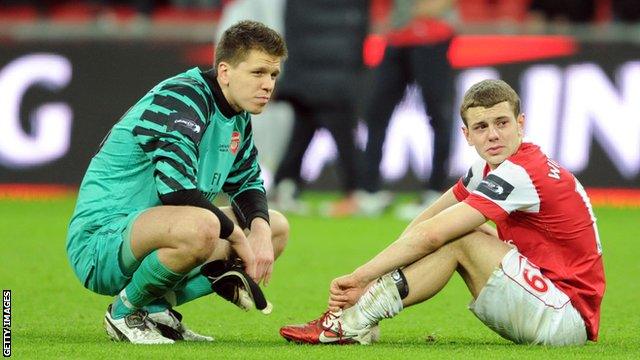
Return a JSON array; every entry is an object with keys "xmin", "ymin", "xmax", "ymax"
[{"xmin": 453, "ymin": 143, "xmax": 605, "ymax": 340}]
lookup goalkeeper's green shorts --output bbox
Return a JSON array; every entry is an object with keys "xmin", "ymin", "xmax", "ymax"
[{"xmin": 70, "ymin": 209, "xmax": 145, "ymax": 296}]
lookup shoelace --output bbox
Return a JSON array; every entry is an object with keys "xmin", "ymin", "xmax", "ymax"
[{"xmin": 319, "ymin": 311, "xmax": 348, "ymax": 344}]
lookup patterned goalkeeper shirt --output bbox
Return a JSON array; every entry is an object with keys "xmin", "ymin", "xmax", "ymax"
[{"xmin": 67, "ymin": 68, "xmax": 265, "ymax": 273}]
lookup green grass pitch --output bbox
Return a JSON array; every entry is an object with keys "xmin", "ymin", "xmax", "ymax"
[{"xmin": 1, "ymin": 196, "xmax": 638, "ymax": 359}]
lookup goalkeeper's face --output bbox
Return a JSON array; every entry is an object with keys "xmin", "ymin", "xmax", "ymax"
[{"xmin": 218, "ymin": 49, "xmax": 282, "ymax": 114}]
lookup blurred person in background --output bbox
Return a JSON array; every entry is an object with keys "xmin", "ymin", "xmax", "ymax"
[
  {"xmin": 269, "ymin": 0, "xmax": 370, "ymax": 216},
  {"xmin": 88, "ymin": 0, "xmax": 158, "ymax": 31},
  {"xmin": 352, "ymin": 0, "xmax": 457, "ymax": 219},
  {"xmin": 215, "ymin": 0, "xmax": 284, "ymax": 40},
  {"xmin": 66, "ymin": 21, "xmax": 289, "ymax": 344},
  {"xmin": 214, "ymin": 0, "xmax": 289, "ymax": 187}
]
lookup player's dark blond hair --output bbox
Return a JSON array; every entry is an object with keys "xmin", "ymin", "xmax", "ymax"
[
  {"xmin": 460, "ymin": 79, "xmax": 520, "ymax": 126},
  {"xmin": 215, "ymin": 20, "xmax": 287, "ymax": 68}
]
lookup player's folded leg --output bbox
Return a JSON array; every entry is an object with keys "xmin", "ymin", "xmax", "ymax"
[
  {"xmin": 201, "ymin": 259, "xmax": 273, "ymax": 314},
  {"xmin": 103, "ymin": 304, "xmax": 174, "ymax": 344},
  {"xmin": 279, "ymin": 310, "xmax": 377, "ymax": 345},
  {"xmin": 147, "ymin": 308, "xmax": 213, "ymax": 342}
]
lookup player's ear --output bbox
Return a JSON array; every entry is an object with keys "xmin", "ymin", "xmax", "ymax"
[
  {"xmin": 462, "ymin": 126, "xmax": 471, "ymax": 145},
  {"xmin": 217, "ymin": 61, "xmax": 231, "ymax": 86},
  {"xmin": 517, "ymin": 113, "xmax": 525, "ymax": 137}
]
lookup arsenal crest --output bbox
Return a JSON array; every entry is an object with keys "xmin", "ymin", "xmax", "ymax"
[{"xmin": 230, "ymin": 131, "xmax": 241, "ymax": 154}]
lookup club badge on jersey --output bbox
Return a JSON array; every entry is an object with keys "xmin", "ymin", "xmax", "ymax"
[{"xmin": 230, "ymin": 131, "xmax": 241, "ymax": 155}]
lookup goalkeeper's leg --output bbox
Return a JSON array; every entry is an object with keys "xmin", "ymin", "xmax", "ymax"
[{"xmin": 143, "ymin": 207, "xmax": 289, "ymax": 322}]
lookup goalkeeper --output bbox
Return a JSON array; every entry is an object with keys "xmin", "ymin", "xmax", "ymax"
[{"xmin": 66, "ymin": 20, "xmax": 288, "ymax": 344}]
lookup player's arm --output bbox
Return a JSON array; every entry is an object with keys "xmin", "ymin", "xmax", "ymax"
[
  {"xmin": 222, "ymin": 121, "xmax": 270, "ymax": 229},
  {"xmin": 222, "ymin": 120, "xmax": 273, "ymax": 284},
  {"xmin": 476, "ymin": 222, "xmax": 498, "ymax": 237},
  {"xmin": 353, "ymin": 202, "xmax": 487, "ymax": 285},
  {"xmin": 360, "ymin": 159, "xmax": 541, "ymax": 282},
  {"xmin": 401, "ymin": 186, "xmax": 497, "ymax": 235},
  {"xmin": 159, "ymin": 190, "xmax": 239, "ymax": 239},
  {"xmin": 132, "ymin": 84, "xmax": 246, "ymax": 248},
  {"xmin": 401, "ymin": 187, "xmax": 459, "ymax": 235}
]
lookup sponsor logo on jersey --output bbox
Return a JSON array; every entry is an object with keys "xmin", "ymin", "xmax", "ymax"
[
  {"xmin": 173, "ymin": 118, "xmax": 201, "ymax": 134},
  {"xmin": 476, "ymin": 174, "xmax": 514, "ymax": 201},
  {"xmin": 230, "ymin": 131, "xmax": 241, "ymax": 155}
]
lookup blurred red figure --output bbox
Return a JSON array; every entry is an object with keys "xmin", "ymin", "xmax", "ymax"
[{"xmin": 343, "ymin": 0, "xmax": 458, "ymax": 219}]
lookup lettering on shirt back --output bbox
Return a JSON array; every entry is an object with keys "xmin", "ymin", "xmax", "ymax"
[{"xmin": 547, "ymin": 159, "xmax": 561, "ymax": 180}]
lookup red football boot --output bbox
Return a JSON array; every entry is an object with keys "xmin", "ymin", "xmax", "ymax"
[{"xmin": 279, "ymin": 310, "xmax": 378, "ymax": 345}]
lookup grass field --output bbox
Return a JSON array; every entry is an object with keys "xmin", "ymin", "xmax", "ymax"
[{"xmin": 2, "ymin": 195, "xmax": 639, "ymax": 359}]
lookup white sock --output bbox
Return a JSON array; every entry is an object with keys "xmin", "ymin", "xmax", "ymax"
[{"xmin": 342, "ymin": 272, "xmax": 404, "ymax": 330}]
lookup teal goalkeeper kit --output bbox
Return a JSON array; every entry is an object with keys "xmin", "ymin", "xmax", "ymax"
[{"xmin": 67, "ymin": 68, "xmax": 264, "ymax": 291}]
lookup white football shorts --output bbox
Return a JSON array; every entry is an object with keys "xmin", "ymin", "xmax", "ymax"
[{"xmin": 469, "ymin": 248, "xmax": 587, "ymax": 346}]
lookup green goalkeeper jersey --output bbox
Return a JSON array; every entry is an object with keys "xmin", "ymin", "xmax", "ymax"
[{"xmin": 67, "ymin": 68, "xmax": 264, "ymax": 265}]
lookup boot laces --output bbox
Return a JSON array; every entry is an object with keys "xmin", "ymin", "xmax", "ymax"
[{"xmin": 319, "ymin": 310, "xmax": 348, "ymax": 344}]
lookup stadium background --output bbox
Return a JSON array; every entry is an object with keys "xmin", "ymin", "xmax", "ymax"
[
  {"xmin": 1, "ymin": 0, "xmax": 639, "ymax": 358},
  {"xmin": 1, "ymin": 0, "xmax": 639, "ymax": 198}
]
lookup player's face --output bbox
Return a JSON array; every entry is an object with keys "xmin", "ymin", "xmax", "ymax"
[
  {"xmin": 463, "ymin": 101, "xmax": 524, "ymax": 169},
  {"xmin": 217, "ymin": 49, "xmax": 281, "ymax": 114}
]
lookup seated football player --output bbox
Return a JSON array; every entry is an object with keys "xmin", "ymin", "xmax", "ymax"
[
  {"xmin": 66, "ymin": 21, "xmax": 289, "ymax": 344},
  {"xmin": 280, "ymin": 79, "xmax": 605, "ymax": 346}
]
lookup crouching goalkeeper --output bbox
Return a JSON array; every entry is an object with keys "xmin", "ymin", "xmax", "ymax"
[{"xmin": 66, "ymin": 21, "xmax": 288, "ymax": 344}]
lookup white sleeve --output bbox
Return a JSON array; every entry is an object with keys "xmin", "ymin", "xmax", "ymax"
[
  {"xmin": 473, "ymin": 160, "xmax": 540, "ymax": 214},
  {"xmin": 461, "ymin": 158, "xmax": 488, "ymax": 192}
]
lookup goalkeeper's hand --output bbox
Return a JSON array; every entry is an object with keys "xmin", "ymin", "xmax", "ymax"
[
  {"xmin": 201, "ymin": 259, "xmax": 272, "ymax": 314},
  {"xmin": 225, "ymin": 225, "xmax": 257, "ymax": 281}
]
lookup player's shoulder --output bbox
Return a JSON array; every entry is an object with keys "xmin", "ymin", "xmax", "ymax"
[
  {"xmin": 506, "ymin": 143, "xmax": 547, "ymax": 168},
  {"xmin": 152, "ymin": 68, "xmax": 215, "ymax": 120},
  {"xmin": 154, "ymin": 68, "xmax": 212, "ymax": 103},
  {"xmin": 489, "ymin": 142, "xmax": 571, "ymax": 193},
  {"xmin": 160, "ymin": 68, "xmax": 209, "ymax": 89},
  {"xmin": 461, "ymin": 157, "xmax": 488, "ymax": 190},
  {"xmin": 504, "ymin": 142, "xmax": 569, "ymax": 180},
  {"xmin": 488, "ymin": 144, "xmax": 544, "ymax": 188}
]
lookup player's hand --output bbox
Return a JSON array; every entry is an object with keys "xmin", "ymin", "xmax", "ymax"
[
  {"xmin": 226, "ymin": 225, "xmax": 257, "ymax": 280},
  {"xmin": 247, "ymin": 220, "xmax": 274, "ymax": 286},
  {"xmin": 328, "ymin": 273, "xmax": 368, "ymax": 312}
]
